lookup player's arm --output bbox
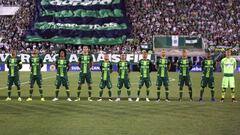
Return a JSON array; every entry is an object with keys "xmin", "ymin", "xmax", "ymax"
[
  {"xmin": 213, "ymin": 60, "xmax": 217, "ymax": 71},
  {"xmin": 90, "ymin": 55, "xmax": 93, "ymax": 68},
  {"xmin": 17, "ymin": 57, "xmax": 22, "ymax": 70},
  {"xmin": 138, "ymin": 60, "xmax": 141, "ymax": 72},
  {"xmin": 155, "ymin": 59, "xmax": 159, "ymax": 71},
  {"xmin": 99, "ymin": 61, "xmax": 103, "ymax": 72},
  {"xmin": 220, "ymin": 59, "xmax": 224, "ymax": 71},
  {"xmin": 110, "ymin": 62, "xmax": 113, "ymax": 73},
  {"xmin": 29, "ymin": 57, "xmax": 32, "ymax": 68},
  {"xmin": 40, "ymin": 57, "xmax": 44, "ymax": 68},
  {"xmin": 6, "ymin": 56, "xmax": 10, "ymax": 69},
  {"xmin": 149, "ymin": 60, "xmax": 152, "ymax": 73},
  {"xmin": 78, "ymin": 54, "xmax": 81, "ymax": 68},
  {"xmin": 167, "ymin": 59, "xmax": 171, "ymax": 71},
  {"xmin": 55, "ymin": 58, "xmax": 58, "ymax": 69},
  {"xmin": 117, "ymin": 62, "xmax": 120, "ymax": 73},
  {"xmin": 233, "ymin": 59, "xmax": 237, "ymax": 71},
  {"xmin": 128, "ymin": 61, "xmax": 131, "ymax": 73},
  {"xmin": 66, "ymin": 60, "xmax": 70, "ymax": 71},
  {"xmin": 201, "ymin": 59, "xmax": 205, "ymax": 71},
  {"xmin": 177, "ymin": 58, "xmax": 180, "ymax": 70},
  {"xmin": 189, "ymin": 58, "xmax": 193, "ymax": 70}
]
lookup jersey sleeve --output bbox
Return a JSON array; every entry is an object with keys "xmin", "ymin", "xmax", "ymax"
[
  {"xmin": 6, "ymin": 56, "xmax": 10, "ymax": 69},
  {"xmin": 220, "ymin": 58, "xmax": 224, "ymax": 71},
  {"xmin": 17, "ymin": 57, "xmax": 22, "ymax": 70},
  {"xmin": 149, "ymin": 60, "xmax": 152, "ymax": 72},
  {"xmin": 117, "ymin": 62, "xmax": 120, "ymax": 73},
  {"xmin": 90, "ymin": 54, "xmax": 93, "ymax": 68},
  {"xmin": 233, "ymin": 58, "xmax": 237, "ymax": 70},
  {"xmin": 29, "ymin": 56, "xmax": 32, "ymax": 67},
  {"xmin": 78, "ymin": 54, "xmax": 82, "ymax": 67},
  {"xmin": 167, "ymin": 59, "xmax": 171, "ymax": 70},
  {"xmin": 189, "ymin": 58, "xmax": 193, "ymax": 70},
  {"xmin": 55, "ymin": 57, "xmax": 58, "ymax": 69},
  {"xmin": 138, "ymin": 60, "xmax": 141, "ymax": 72},
  {"xmin": 110, "ymin": 62, "xmax": 113, "ymax": 73},
  {"xmin": 40, "ymin": 57, "xmax": 44, "ymax": 68},
  {"xmin": 99, "ymin": 61, "xmax": 103, "ymax": 71},
  {"xmin": 155, "ymin": 59, "xmax": 159, "ymax": 69},
  {"xmin": 66, "ymin": 60, "xmax": 70, "ymax": 71},
  {"xmin": 128, "ymin": 61, "xmax": 131, "ymax": 72},
  {"xmin": 201, "ymin": 59, "xmax": 205, "ymax": 71}
]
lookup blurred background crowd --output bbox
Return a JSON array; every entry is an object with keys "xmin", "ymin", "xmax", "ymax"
[{"xmin": 0, "ymin": 0, "xmax": 239, "ymax": 54}]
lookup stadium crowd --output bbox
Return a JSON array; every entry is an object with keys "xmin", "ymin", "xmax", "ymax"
[{"xmin": 0, "ymin": 0, "xmax": 240, "ymax": 54}]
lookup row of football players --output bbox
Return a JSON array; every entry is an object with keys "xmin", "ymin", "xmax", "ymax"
[{"xmin": 4, "ymin": 46, "xmax": 237, "ymax": 102}]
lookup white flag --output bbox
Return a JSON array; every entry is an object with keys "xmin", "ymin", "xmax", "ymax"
[{"xmin": 172, "ymin": 36, "xmax": 179, "ymax": 47}]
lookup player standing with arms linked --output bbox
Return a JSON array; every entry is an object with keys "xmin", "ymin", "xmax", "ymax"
[
  {"xmin": 5, "ymin": 49, "xmax": 22, "ymax": 101},
  {"xmin": 75, "ymin": 46, "xmax": 93, "ymax": 101},
  {"xmin": 220, "ymin": 50, "xmax": 237, "ymax": 102},
  {"xmin": 199, "ymin": 52, "xmax": 215, "ymax": 102},
  {"xmin": 97, "ymin": 54, "xmax": 113, "ymax": 101},
  {"xmin": 52, "ymin": 49, "xmax": 72, "ymax": 101},
  {"xmin": 136, "ymin": 50, "xmax": 153, "ymax": 102},
  {"xmin": 115, "ymin": 54, "xmax": 132, "ymax": 102},
  {"xmin": 26, "ymin": 49, "xmax": 45, "ymax": 101},
  {"xmin": 177, "ymin": 50, "xmax": 193, "ymax": 102},
  {"xmin": 155, "ymin": 49, "xmax": 171, "ymax": 102}
]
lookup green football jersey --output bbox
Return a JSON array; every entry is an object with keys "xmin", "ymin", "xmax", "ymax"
[
  {"xmin": 30, "ymin": 55, "xmax": 43, "ymax": 76},
  {"xmin": 156, "ymin": 57, "xmax": 170, "ymax": 77},
  {"xmin": 6, "ymin": 56, "xmax": 22, "ymax": 77},
  {"xmin": 56, "ymin": 58, "xmax": 69, "ymax": 77},
  {"xmin": 221, "ymin": 57, "xmax": 236, "ymax": 76},
  {"xmin": 139, "ymin": 59, "xmax": 152, "ymax": 78},
  {"xmin": 202, "ymin": 58, "xmax": 215, "ymax": 78},
  {"xmin": 79, "ymin": 54, "xmax": 93, "ymax": 73},
  {"xmin": 100, "ymin": 61, "xmax": 112, "ymax": 80},
  {"xmin": 117, "ymin": 61, "xmax": 130, "ymax": 79},
  {"xmin": 177, "ymin": 58, "xmax": 192, "ymax": 76}
]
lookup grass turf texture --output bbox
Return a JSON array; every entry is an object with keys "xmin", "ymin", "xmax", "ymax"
[{"xmin": 0, "ymin": 71, "xmax": 239, "ymax": 135}]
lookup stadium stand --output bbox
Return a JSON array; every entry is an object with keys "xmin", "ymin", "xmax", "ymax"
[{"xmin": 0, "ymin": 0, "xmax": 239, "ymax": 54}]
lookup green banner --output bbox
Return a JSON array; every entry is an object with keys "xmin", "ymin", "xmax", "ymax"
[
  {"xmin": 41, "ymin": 9, "xmax": 123, "ymax": 18},
  {"xmin": 26, "ymin": 36, "xmax": 127, "ymax": 45}
]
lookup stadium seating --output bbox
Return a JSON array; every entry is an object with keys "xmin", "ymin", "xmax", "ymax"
[{"xmin": 0, "ymin": 0, "xmax": 239, "ymax": 54}]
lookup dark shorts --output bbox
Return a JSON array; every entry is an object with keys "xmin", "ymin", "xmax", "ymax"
[
  {"xmin": 156, "ymin": 77, "xmax": 169, "ymax": 87},
  {"xmin": 30, "ymin": 75, "xmax": 42, "ymax": 88},
  {"xmin": 99, "ymin": 79, "xmax": 112, "ymax": 89},
  {"xmin": 178, "ymin": 76, "xmax": 192, "ymax": 87},
  {"xmin": 78, "ymin": 72, "xmax": 92, "ymax": 84},
  {"xmin": 117, "ymin": 78, "xmax": 131, "ymax": 89},
  {"xmin": 201, "ymin": 76, "xmax": 214, "ymax": 89},
  {"xmin": 139, "ymin": 77, "xmax": 151, "ymax": 89},
  {"xmin": 8, "ymin": 76, "xmax": 20, "ymax": 88},
  {"xmin": 55, "ymin": 75, "xmax": 69, "ymax": 89}
]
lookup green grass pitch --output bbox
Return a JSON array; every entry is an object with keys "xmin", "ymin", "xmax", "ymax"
[{"xmin": 0, "ymin": 71, "xmax": 239, "ymax": 135}]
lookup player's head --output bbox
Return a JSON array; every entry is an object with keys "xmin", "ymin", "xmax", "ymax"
[
  {"xmin": 11, "ymin": 49, "xmax": 17, "ymax": 57},
  {"xmin": 83, "ymin": 46, "xmax": 89, "ymax": 54},
  {"xmin": 161, "ymin": 49, "xmax": 166, "ymax": 58},
  {"xmin": 120, "ymin": 53, "xmax": 126, "ymax": 61},
  {"xmin": 104, "ymin": 53, "xmax": 109, "ymax": 61},
  {"xmin": 32, "ymin": 49, "xmax": 38, "ymax": 56},
  {"xmin": 59, "ymin": 49, "xmax": 67, "ymax": 58},
  {"xmin": 206, "ymin": 52, "xmax": 211, "ymax": 59},
  {"xmin": 182, "ymin": 49, "xmax": 187, "ymax": 58},
  {"xmin": 142, "ymin": 50, "xmax": 148, "ymax": 59},
  {"xmin": 225, "ymin": 49, "xmax": 231, "ymax": 58}
]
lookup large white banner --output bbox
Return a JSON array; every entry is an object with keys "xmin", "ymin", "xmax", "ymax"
[{"xmin": 0, "ymin": 6, "xmax": 19, "ymax": 16}]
